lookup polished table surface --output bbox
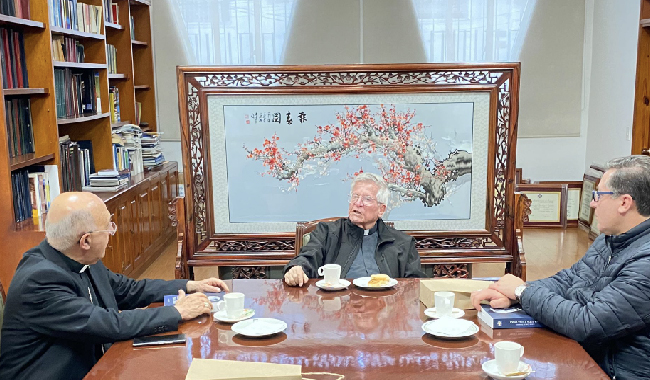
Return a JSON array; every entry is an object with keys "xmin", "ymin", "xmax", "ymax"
[{"xmin": 85, "ymin": 279, "xmax": 608, "ymax": 379}]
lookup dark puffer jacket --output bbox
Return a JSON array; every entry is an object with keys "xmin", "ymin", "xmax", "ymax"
[
  {"xmin": 521, "ymin": 219, "xmax": 650, "ymax": 380},
  {"xmin": 284, "ymin": 218, "xmax": 426, "ymax": 278}
]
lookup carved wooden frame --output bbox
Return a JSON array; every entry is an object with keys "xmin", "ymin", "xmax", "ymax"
[{"xmin": 177, "ymin": 64, "xmax": 523, "ymax": 278}]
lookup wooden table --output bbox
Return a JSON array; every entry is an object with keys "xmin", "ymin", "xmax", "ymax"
[{"xmin": 84, "ymin": 279, "xmax": 608, "ymax": 379}]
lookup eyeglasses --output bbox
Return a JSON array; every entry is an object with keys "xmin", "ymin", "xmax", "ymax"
[
  {"xmin": 349, "ymin": 193, "xmax": 378, "ymax": 206},
  {"xmin": 87, "ymin": 222, "xmax": 118, "ymax": 236},
  {"xmin": 592, "ymin": 191, "xmax": 614, "ymax": 202}
]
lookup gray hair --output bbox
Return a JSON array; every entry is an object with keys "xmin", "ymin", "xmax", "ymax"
[
  {"xmin": 605, "ymin": 155, "xmax": 650, "ymax": 216},
  {"xmin": 351, "ymin": 173, "xmax": 389, "ymax": 204},
  {"xmin": 45, "ymin": 209, "xmax": 98, "ymax": 251}
]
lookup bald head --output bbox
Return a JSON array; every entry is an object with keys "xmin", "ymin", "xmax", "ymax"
[{"xmin": 46, "ymin": 192, "xmax": 109, "ymax": 252}]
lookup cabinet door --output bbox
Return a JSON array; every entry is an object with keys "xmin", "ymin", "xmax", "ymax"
[
  {"xmin": 104, "ymin": 203, "xmax": 119, "ymax": 273},
  {"xmin": 136, "ymin": 182, "xmax": 151, "ymax": 269},
  {"xmin": 126, "ymin": 194, "xmax": 139, "ymax": 275},
  {"xmin": 117, "ymin": 197, "xmax": 132, "ymax": 275},
  {"xmin": 161, "ymin": 172, "xmax": 170, "ymax": 233},
  {"xmin": 150, "ymin": 176, "xmax": 162, "ymax": 245}
]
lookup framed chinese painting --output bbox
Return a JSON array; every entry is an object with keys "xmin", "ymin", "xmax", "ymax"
[{"xmin": 177, "ymin": 64, "xmax": 522, "ymax": 278}]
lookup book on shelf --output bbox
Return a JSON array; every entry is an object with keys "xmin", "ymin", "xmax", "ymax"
[
  {"xmin": 478, "ymin": 306, "xmax": 543, "ymax": 329},
  {"xmin": 113, "ymin": 124, "xmax": 144, "ymax": 175},
  {"xmin": 4, "ymin": 97, "xmax": 34, "ymax": 158},
  {"xmin": 109, "ymin": 86, "xmax": 120, "ymax": 123},
  {"xmin": 0, "ymin": 0, "xmax": 30, "ymax": 19},
  {"xmin": 130, "ymin": 15, "xmax": 134, "ymax": 40},
  {"xmin": 48, "ymin": 0, "xmax": 102, "ymax": 34},
  {"xmin": 111, "ymin": 3, "xmax": 118, "ymax": 24},
  {"xmin": 52, "ymin": 36, "xmax": 85, "ymax": 63},
  {"xmin": 54, "ymin": 69, "xmax": 100, "ymax": 119},
  {"xmin": 135, "ymin": 102, "xmax": 141, "ymax": 125},
  {"xmin": 106, "ymin": 44, "xmax": 117, "ymax": 74},
  {"xmin": 11, "ymin": 169, "xmax": 31, "ymax": 222},
  {"xmin": 11, "ymin": 165, "xmax": 60, "ymax": 223},
  {"xmin": 59, "ymin": 135, "xmax": 82, "ymax": 191},
  {"xmin": 83, "ymin": 167, "xmax": 129, "ymax": 192},
  {"xmin": 0, "ymin": 27, "xmax": 29, "ymax": 89}
]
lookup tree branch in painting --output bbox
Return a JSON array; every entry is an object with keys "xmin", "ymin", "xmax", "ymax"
[{"xmin": 244, "ymin": 105, "xmax": 472, "ymax": 207}]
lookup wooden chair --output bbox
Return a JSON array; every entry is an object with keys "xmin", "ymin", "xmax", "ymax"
[{"xmin": 294, "ymin": 217, "xmax": 394, "ymax": 255}]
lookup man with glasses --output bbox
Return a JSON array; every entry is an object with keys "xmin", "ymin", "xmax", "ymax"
[
  {"xmin": 284, "ymin": 173, "xmax": 425, "ymax": 286},
  {"xmin": 471, "ymin": 155, "xmax": 650, "ymax": 380},
  {"xmin": 0, "ymin": 192, "xmax": 230, "ymax": 380}
]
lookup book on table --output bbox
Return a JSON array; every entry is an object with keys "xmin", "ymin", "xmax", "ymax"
[{"xmin": 478, "ymin": 306, "xmax": 543, "ymax": 329}]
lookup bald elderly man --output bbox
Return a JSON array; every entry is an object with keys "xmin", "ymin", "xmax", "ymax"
[{"xmin": 0, "ymin": 192, "xmax": 229, "ymax": 380}]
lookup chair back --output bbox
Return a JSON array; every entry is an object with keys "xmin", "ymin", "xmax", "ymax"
[{"xmin": 294, "ymin": 217, "xmax": 394, "ymax": 255}]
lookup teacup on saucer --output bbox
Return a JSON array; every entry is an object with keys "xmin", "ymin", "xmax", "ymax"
[
  {"xmin": 482, "ymin": 359, "xmax": 532, "ymax": 380},
  {"xmin": 213, "ymin": 308, "xmax": 255, "ymax": 323},
  {"xmin": 424, "ymin": 307, "xmax": 465, "ymax": 319}
]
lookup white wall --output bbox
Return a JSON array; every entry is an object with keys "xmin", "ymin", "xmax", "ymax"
[
  {"xmin": 517, "ymin": 0, "xmax": 639, "ymax": 181},
  {"xmin": 153, "ymin": 1, "xmax": 641, "ymax": 181},
  {"xmin": 583, "ymin": 0, "xmax": 639, "ymax": 169}
]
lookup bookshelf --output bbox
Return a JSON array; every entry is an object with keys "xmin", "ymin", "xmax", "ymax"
[{"xmin": 0, "ymin": 0, "xmax": 163, "ymax": 288}]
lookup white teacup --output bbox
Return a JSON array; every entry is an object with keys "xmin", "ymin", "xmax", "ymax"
[
  {"xmin": 318, "ymin": 264, "xmax": 341, "ymax": 285},
  {"xmin": 434, "ymin": 291, "xmax": 455, "ymax": 317},
  {"xmin": 495, "ymin": 341, "xmax": 524, "ymax": 374},
  {"xmin": 214, "ymin": 292, "xmax": 245, "ymax": 318}
]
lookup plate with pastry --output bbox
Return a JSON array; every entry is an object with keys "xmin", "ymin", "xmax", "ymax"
[{"xmin": 353, "ymin": 274, "xmax": 398, "ymax": 290}]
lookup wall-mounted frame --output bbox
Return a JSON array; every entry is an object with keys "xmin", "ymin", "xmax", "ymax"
[
  {"xmin": 537, "ymin": 181, "xmax": 583, "ymax": 227},
  {"xmin": 177, "ymin": 64, "xmax": 522, "ymax": 278},
  {"xmin": 515, "ymin": 184, "xmax": 568, "ymax": 228}
]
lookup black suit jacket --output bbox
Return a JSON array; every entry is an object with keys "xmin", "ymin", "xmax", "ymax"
[{"xmin": 0, "ymin": 240, "xmax": 188, "ymax": 380}]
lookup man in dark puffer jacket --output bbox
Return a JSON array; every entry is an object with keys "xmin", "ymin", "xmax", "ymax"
[{"xmin": 471, "ymin": 155, "xmax": 650, "ymax": 380}]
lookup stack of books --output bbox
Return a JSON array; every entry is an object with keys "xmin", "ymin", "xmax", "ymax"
[
  {"xmin": 83, "ymin": 169, "xmax": 129, "ymax": 193},
  {"xmin": 112, "ymin": 124, "xmax": 144, "ymax": 175},
  {"xmin": 0, "ymin": 27, "xmax": 29, "ymax": 89},
  {"xmin": 478, "ymin": 306, "xmax": 543, "ymax": 329},
  {"xmin": 103, "ymin": 0, "xmax": 118, "ymax": 24},
  {"xmin": 141, "ymin": 132, "xmax": 164, "ymax": 169}
]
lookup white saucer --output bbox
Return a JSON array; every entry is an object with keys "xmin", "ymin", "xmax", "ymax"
[
  {"xmin": 422, "ymin": 318, "xmax": 479, "ymax": 339},
  {"xmin": 353, "ymin": 277, "xmax": 398, "ymax": 290},
  {"xmin": 424, "ymin": 307, "xmax": 465, "ymax": 319},
  {"xmin": 482, "ymin": 359, "xmax": 532, "ymax": 380},
  {"xmin": 231, "ymin": 318, "xmax": 287, "ymax": 337},
  {"xmin": 316, "ymin": 279, "xmax": 351, "ymax": 291},
  {"xmin": 213, "ymin": 308, "xmax": 255, "ymax": 323}
]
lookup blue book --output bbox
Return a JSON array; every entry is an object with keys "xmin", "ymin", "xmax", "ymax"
[
  {"xmin": 479, "ymin": 306, "xmax": 544, "ymax": 329},
  {"xmin": 163, "ymin": 292, "xmax": 223, "ymax": 306}
]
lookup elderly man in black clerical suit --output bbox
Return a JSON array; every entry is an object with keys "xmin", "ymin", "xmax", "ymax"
[
  {"xmin": 283, "ymin": 172, "xmax": 426, "ymax": 286},
  {"xmin": 0, "ymin": 192, "xmax": 230, "ymax": 380}
]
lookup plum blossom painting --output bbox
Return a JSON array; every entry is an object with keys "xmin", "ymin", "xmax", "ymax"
[{"xmin": 209, "ymin": 92, "xmax": 490, "ymax": 233}]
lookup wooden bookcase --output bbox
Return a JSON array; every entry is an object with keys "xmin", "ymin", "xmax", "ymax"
[
  {"xmin": 0, "ymin": 0, "xmax": 161, "ymax": 287},
  {"xmin": 633, "ymin": 0, "xmax": 650, "ymax": 155}
]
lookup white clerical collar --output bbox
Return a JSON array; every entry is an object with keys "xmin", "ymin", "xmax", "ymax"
[
  {"xmin": 79, "ymin": 265, "xmax": 89, "ymax": 273},
  {"xmin": 364, "ymin": 229, "xmax": 369, "ymax": 235}
]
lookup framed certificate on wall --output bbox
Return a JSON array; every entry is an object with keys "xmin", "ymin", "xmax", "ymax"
[
  {"xmin": 538, "ymin": 181, "xmax": 583, "ymax": 227},
  {"xmin": 578, "ymin": 170, "xmax": 604, "ymax": 230},
  {"xmin": 516, "ymin": 184, "xmax": 568, "ymax": 228}
]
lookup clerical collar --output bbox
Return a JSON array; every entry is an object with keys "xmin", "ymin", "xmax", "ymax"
[
  {"xmin": 364, "ymin": 223, "xmax": 379, "ymax": 236},
  {"xmin": 52, "ymin": 245, "xmax": 88, "ymax": 274}
]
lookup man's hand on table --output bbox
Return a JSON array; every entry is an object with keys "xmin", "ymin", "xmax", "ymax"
[
  {"xmin": 174, "ymin": 290, "xmax": 212, "ymax": 320},
  {"xmin": 284, "ymin": 266, "xmax": 309, "ymax": 287},
  {"xmin": 488, "ymin": 274, "xmax": 525, "ymax": 300},
  {"xmin": 470, "ymin": 288, "xmax": 514, "ymax": 311},
  {"xmin": 186, "ymin": 277, "xmax": 230, "ymax": 293}
]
